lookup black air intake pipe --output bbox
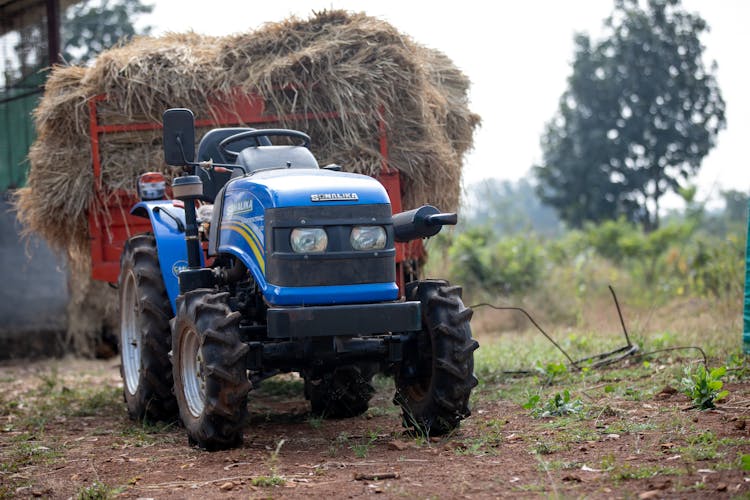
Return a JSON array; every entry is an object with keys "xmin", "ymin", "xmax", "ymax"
[{"xmin": 393, "ymin": 205, "xmax": 457, "ymax": 242}]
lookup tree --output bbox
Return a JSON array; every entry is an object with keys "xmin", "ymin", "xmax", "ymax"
[
  {"xmin": 534, "ymin": 0, "xmax": 725, "ymax": 231},
  {"xmin": 62, "ymin": 0, "xmax": 153, "ymax": 65},
  {"xmin": 3, "ymin": 0, "xmax": 152, "ymax": 88}
]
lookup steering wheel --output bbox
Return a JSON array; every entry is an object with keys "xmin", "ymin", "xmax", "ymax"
[{"xmin": 218, "ymin": 129, "xmax": 311, "ymax": 157}]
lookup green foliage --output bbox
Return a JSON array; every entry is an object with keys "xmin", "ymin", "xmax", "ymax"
[
  {"xmin": 528, "ymin": 390, "xmax": 584, "ymax": 418},
  {"xmin": 680, "ymin": 365, "xmax": 729, "ymax": 410},
  {"xmin": 62, "ymin": 0, "xmax": 153, "ymax": 65},
  {"xmin": 535, "ymin": 361, "xmax": 568, "ymax": 383},
  {"xmin": 448, "ymin": 228, "xmax": 543, "ymax": 295},
  {"xmin": 534, "ymin": 0, "xmax": 725, "ymax": 231},
  {"xmin": 685, "ymin": 233, "xmax": 745, "ymax": 298},
  {"xmin": 584, "ymin": 219, "xmax": 692, "ymax": 285}
]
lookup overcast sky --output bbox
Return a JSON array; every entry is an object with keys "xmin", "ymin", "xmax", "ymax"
[
  {"xmin": 0, "ymin": 2, "xmax": 705, "ymax": 209},
  {"xmin": 145, "ymin": 1, "xmax": 749, "ymax": 208}
]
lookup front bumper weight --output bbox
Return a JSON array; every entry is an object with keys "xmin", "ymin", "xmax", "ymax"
[{"xmin": 266, "ymin": 301, "xmax": 421, "ymax": 339}]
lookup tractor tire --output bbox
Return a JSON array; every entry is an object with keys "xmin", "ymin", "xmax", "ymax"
[
  {"xmin": 172, "ymin": 289, "xmax": 251, "ymax": 450},
  {"xmin": 395, "ymin": 280, "xmax": 479, "ymax": 436},
  {"xmin": 118, "ymin": 234, "xmax": 177, "ymax": 422},
  {"xmin": 304, "ymin": 364, "xmax": 377, "ymax": 418}
]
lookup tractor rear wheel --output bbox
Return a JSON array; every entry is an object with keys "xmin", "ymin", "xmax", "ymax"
[
  {"xmin": 118, "ymin": 234, "xmax": 177, "ymax": 422},
  {"xmin": 395, "ymin": 280, "xmax": 479, "ymax": 436},
  {"xmin": 304, "ymin": 364, "xmax": 377, "ymax": 418},
  {"xmin": 172, "ymin": 290, "xmax": 251, "ymax": 450}
]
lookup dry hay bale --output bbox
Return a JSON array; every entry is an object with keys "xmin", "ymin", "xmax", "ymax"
[
  {"xmin": 215, "ymin": 10, "xmax": 480, "ymax": 211},
  {"xmin": 65, "ymin": 258, "xmax": 118, "ymax": 358},
  {"xmin": 83, "ymin": 32, "xmax": 223, "ymax": 124},
  {"xmin": 32, "ymin": 65, "xmax": 90, "ymax": 138},
  {"xmin": 15, "ymin": 10, "xmax": 479, "ymax": 355}
]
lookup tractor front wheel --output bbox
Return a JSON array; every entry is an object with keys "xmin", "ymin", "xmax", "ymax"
[
  {"xmin": 118, "ymin": 234, "xmax": 177, "ymax": 422},
  {"xmin": 395, "ymin": 280, "xmax": 479, "ymax": 436},
  {"xmin": 172, "ymin": 290, "xmax": 251, "ymax": 450}
]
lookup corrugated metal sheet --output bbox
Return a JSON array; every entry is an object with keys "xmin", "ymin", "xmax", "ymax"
[{"xmin": 0, "ymin": 71, "xmax": 43, "ymax": 191}]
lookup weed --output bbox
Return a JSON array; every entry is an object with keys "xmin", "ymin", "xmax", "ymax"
[
  {"xmin": 250, "ymin": 439, "xmax": 287, "ymax": 487},
  {"xmin": 327, "ymin": 432, "xmax": 350, "ymax": 457},
  {"xmin": 726, "ymin": 351, "xmax": 750, "ymax": 380},
  {"xmin": 680, "ymin": 365, "xmax": 729, "ymax": 409},
  {"xmin": 1, "ymin": 440, "xmax": 61, "ymax": 474},
  {"xmin": 529, "ymin": 390, "xmax": 583, "ymax": 418},
  {"xmin": 120, "ymin": 420, "xmax": 176, "ymax": 447},
  {"xmin": 307, "ymin": 415, "xmax": 323, "ymax": 430},
  {"xmin": 610, "ymin": 464, "xmax": 683, "ymax": 481},
  {"xmin": 740, "ymin": 454, "xmax": 750, "ymax": 471},
  {"xmin": 531, "ymin": 440, "xmax": 562, "ymax": 455},
  {"xmin": 76, "ymin": 481, "xmax": 122, "ymax": 500},
  {"xmin": 251, "ymin": 475, "xmax": 286, "ymax": 487},
  {"xmin": 535, "ymin": 361, "xmax": 568, "ymax": 383},
  {"xmin": 350, "ymin": 432, "xmax": 378, "ymax": 458}
]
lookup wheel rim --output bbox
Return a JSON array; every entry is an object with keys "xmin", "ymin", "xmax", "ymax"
[
  {"xmin": 121, "ymin": 271, "xmax": 141, "ymax": 396},
  {"xmin": 180, "ymin": 327, "xmax": 206, "ymax": 417}
]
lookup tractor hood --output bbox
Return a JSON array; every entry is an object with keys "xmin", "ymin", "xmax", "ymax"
[
  {"xmin": 215, "ymin": 167, "xmax": 397, "ymax": 306},
  {"xmin": 226, "ymin": 168, "xmax": 390, "ymax": 208}
]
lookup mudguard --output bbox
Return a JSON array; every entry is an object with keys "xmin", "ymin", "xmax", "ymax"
[{"xmin": 131, "ymin": 201, "xmax": 202, "ymax": 313}]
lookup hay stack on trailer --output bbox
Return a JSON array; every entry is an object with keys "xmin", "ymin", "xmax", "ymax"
[{"xmin": 15, "ymin": 10, "xmax": 480, "ymax": 355}]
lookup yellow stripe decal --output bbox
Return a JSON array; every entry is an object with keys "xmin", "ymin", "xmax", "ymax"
[{"xmin": 222, "ymin": 221, "xmax": 265, "ymax": 274}]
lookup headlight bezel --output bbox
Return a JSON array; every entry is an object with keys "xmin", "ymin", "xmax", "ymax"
[{"xmin": 350, "ymin": 225, "xmax": 387, "ymax": 251}]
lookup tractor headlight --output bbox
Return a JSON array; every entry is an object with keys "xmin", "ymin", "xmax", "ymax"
[
  {"xmin": 350, "ymin": 226, "xmax": 387, "ymax": 251},
  {"xmin": 290, "ymin": 227, "xmax": 328, "ymax": 253}
]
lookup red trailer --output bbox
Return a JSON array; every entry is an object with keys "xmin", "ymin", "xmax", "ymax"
[{"xmin": 86, "ymin": 91, "xmax": 424, "ymax": 296}]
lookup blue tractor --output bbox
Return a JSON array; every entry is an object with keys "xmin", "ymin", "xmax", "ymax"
[{"xmin": 119, "ymin": 108, "xmax": 479, "ymax": 449}]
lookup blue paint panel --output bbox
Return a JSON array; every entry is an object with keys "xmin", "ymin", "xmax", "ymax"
[
  {"xmin": 265, "ymin": 282, "xmax": 399, "ymax": 306},
  {"xmin": 219, "ymin": 187, "xmax": 269, "ymax": 291},
  {"xmin": 227, "ymin": 169, "xmax": 391, "ymax": 208},
  {"xmin": 131, "ymin": 201, "xmax": 201, "ymax": 313}
]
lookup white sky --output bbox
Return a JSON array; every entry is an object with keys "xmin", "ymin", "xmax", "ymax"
[
  {"xmin": 145, "ymin": 1, "xmax": 749, "ymax": 208},
  {"xmin": 2, "ymin": 1, "xmax": 742, "ymax": 207}
]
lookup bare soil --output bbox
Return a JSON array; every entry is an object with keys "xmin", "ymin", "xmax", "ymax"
[{"xmin": 1, "ymin": 358, "xmax": 749, "ymax": 499}]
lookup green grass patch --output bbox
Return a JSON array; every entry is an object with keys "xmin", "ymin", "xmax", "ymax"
[{"xmin": 255, "ymin": 375, "xmax": 304, "ymax": 398}]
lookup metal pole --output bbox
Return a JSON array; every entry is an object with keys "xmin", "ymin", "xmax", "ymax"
[{"xmin": 45, "ymin": 0, "xmax": 60, "ymax": 65}]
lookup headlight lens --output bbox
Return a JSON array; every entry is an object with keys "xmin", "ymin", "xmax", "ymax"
[
  {"xmin": 290, "ymin": 227, "xmax": 328, "ymax": 253},
  {"xmin": 350, "ymin": 226, "xmax": 387, "ymax": 251}
]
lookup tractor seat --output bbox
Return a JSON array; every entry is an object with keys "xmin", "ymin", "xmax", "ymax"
[
  {"xmin": 195, "ymin": 128, "xmax": 272, "ymax": 203},
  {"xmin": 237, "ymin": 145, "xmax": 319, "ymax": 173}
]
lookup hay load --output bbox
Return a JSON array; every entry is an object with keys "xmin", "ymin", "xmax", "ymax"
[{"xmin": 14, "ymin": 10, "xmax": 479, "ymax": 354}]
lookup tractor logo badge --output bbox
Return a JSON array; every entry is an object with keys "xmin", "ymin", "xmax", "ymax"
[
  {"xmin": 225, "ymin": 199, "xmax": 254, "ymax": 218},
  {"xmin": 310, "ymin": 193, "xmax": 359, "ymax": 202},
  {"xmin": 172, "ymin": 260, "xmax": 188, "ymax": 278}
]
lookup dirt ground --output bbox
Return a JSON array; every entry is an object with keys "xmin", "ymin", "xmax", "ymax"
[{"xmin": 1, "ymin": 358, "xmax": 750, "ymax": 499}]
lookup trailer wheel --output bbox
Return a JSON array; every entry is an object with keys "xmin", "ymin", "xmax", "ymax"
[
  {"xmin": 172, "ymin": 290, "xmax": 251, "ymax": 450},
  {"xmin": 118, "ymin": 234, "xmax": 177, "ymax": 421},
  {"xmin": 395, "ymin": 280, "xmax": 479, "ymax": 436},
  {"xmin": 304, "ymin": 364, "xmax": 376, "ymax": 418}
]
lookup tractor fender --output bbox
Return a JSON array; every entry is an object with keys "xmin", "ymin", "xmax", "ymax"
[{"xmin": 131, "ymin": 201, "xmax": 201, "ymax": 313}]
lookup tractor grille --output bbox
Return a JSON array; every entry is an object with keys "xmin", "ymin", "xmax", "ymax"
[{"xmin": 264, "ymin": 204, "xmax": 395, "ymax": 287}]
